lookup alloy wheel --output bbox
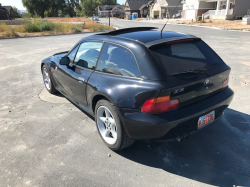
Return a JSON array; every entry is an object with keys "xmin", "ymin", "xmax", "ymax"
[
  {"xmin": 96, "ymin": 106, "xmax": 118, "ymax": 145},
  {"xmin": 42, "ymin": 68, "xmax": 51, "ymax": 90}
]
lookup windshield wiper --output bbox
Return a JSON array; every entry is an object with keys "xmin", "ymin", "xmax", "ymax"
[{"xmin": 171, "ymin": 69, "xmax": 207, "ymax": 76}]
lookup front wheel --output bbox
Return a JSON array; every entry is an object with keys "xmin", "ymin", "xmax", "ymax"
[
  {"xmin": 95, "ymin": 100, "xmax": 135, "ymax": 151},
  {"xmin": 42, "ymin": 65, "xmax": 57, "ymax": 94}
]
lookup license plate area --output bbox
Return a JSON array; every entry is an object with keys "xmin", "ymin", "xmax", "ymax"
[{"xmin": 198, "ymin": 111, "xmax": 215, "ymax": 129}]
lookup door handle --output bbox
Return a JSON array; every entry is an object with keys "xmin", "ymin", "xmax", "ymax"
[{"xmin": 77, "ymin": 77, "xmax": 85, "ymax": 83}]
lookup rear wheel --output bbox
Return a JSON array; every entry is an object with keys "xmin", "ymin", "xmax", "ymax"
[
  {"xmin": 95, "ymin": 100, "xmax": 135, "ymax": 151},
  {"xmin": 42, "ymin": 65, "xmax": 57, "ymax": 94}
]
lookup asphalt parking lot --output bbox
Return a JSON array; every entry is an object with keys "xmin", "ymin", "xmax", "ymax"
[{"xmin": 0, "ymin": 20, "xmax": 250, "ymax": 186}]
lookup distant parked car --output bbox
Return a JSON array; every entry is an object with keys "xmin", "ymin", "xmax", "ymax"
[
  {"xmin": 92, "ymin": 16, "xmax": 99, "ymax": 21},
  {"xmin": 41, "ymin": 27, "xmax": 234, "ymax": 151}
]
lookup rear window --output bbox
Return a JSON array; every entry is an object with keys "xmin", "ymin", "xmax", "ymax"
[{"xmin": 149, "ymin": 39, "xmax": 224, "ymax": 75}]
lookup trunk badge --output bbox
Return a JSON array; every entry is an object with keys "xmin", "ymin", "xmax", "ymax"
[{"xmin": 205, "ymin": 79, "xmax": 210, "ymax": 85}]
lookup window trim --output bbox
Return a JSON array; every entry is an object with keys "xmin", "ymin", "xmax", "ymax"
[
  {"xmin": 72, "ymin": 40, "xmax": 104, "ymax": 71},
  {"xmin": 66, "ymin": 44, "xmax": 80, "ymax": 64},
  {"xmin": 95, "ymin": 41, "xmax": 142, "ymax": 78}
]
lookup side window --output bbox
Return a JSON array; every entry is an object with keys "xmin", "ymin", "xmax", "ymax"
[
  {"xmin": 96, "ymin": 43, "xmax": 140, "ymax": 78},
  {"xmin": 74, "ymin": 41, "xmax": 103, "ymax": 70},
  {"xmin": 68, "ymin": 46, "xmax": 79, "ymax": 63}
]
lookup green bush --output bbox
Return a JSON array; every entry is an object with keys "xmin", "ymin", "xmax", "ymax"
[
  {"xmin": 24, "ymin": 21, "xmax": 40, "ymax": 32},
  {"xmin": 40, "ymin": 21, "xmax": 56, "ymax": 31},
  {"xmin": 24, "ymin": 20, "xmax": 61, "ymax": 32},
  {"xmin": 21, "ymin": 19, "xmax": 110, "ymax": 34}
]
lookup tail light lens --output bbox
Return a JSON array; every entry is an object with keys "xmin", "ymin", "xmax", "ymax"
[
  {"xmin": 141, "ymin": 95, "xmax": 179, "ymax": 114},
  {"xmin": 222, "ymin": 75, "xmax": 229, "ymax": 89}
]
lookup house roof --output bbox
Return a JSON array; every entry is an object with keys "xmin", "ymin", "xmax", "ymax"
[
  {"xmin": 139, "ymin": 1, "xmax": 153, "ymax": 10},
  {"xmin": 98, "ymin": 5, "xmax": 124, "ymax": 11},
  {"xmin": 164, "ymin": 0, "xmax": 183, "ymax": 7},
  {"xmin": 3, "ymin": 6, "xmax": 12, "ymax": 12},
  {"xmin": 126, "ymin": 0, "xmax": 153, "ymax": 10},
  {"xmin": 150, "ymin": 0, "xmax": 183, "ymax": 8},
  {"xmin": 156, "ymin": 0, "xmax": 168, "ymax": 6},
  {"xmin": 0, "ymin": 7, "xmax": 8, "ymax": 12}
]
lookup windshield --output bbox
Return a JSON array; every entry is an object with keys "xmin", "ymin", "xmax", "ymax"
[{"xmin": 149, "ymin": 39, "xmax": 224, "ymax": 75}]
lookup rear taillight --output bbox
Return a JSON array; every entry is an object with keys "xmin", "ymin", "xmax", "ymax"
[
  {"xmin": 222, "ymin": 75, "xmax": 229, "ymax": 89},
  {"xmin": 141, "ymin": 95, "xmax": 179, "ymax": 114}
]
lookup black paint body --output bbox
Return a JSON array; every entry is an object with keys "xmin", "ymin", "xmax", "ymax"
[{"xmin": 41, "ymin": 28, "xmax": 234, "ymax": 140}]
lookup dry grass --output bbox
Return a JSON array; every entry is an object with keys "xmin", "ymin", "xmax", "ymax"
[
  {"xmin": 0, "ymin": 18, "xmax": 113, "ymax": 38},
  {"xmin": 0, "ymin": 23, "xmax": 9, "ymax": 32},
  {"xmin": 84, "ymin": 21, "xmax": 111, "ymax": 31}
]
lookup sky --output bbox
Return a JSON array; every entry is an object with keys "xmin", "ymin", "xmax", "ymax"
[
  {"xmin": 1, "ymin": 0, "xmax": 26, "ymax": 10},
  {"xmin": 0, "ymin": 0, "xmax": 125, "ymax": 10},
  {"xmin": 117, "ymin": 0, "xmax": 125, "ymax": 5}
]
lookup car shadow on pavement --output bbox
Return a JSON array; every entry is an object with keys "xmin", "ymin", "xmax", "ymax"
[
  {"xmin": 117, "ymin": 108, "xmax": 250, "ymax": 187},
  {"xmin": 53, "ymin": 92, "xmax": 65, "ymax": 98}
]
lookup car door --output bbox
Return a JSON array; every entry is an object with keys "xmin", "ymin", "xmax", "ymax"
[
  {"xmin": 53, "ymin": 46, "xmax": 79, "ymax": 98},
  {"xmin": 68, "ymin": 41, "xmax": 103, "ymax": 108}
]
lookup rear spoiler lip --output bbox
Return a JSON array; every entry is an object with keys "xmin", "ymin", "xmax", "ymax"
[{"xmin": 145, "ymin": 35, "xmax": 200, "ymax": 48}]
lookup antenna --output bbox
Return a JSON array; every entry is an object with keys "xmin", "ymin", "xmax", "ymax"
[{"xmin": 160, "ymin": 0, "xmax": 184, "ymax": 34}]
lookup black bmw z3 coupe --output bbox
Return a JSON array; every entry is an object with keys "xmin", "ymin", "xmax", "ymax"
[{"xmin": 41, "ymin": 27, "xmax": 234, "ymax": 151}]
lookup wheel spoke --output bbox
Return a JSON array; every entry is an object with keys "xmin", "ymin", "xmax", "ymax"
[
  {"xmin": 99, "ymin": 117, "xmax": 106, "ymax": 123},
  {"xmin": 109, "ymin": 118, "xmax": 115, "ymax": 126},
  {"xmin": 97, "ymin": 106, "xmax": 118, "ymax": 145},
  {"xmin": 110, "ymin": 129, "xmax": 117, "ymax": 139},
  {"xmin": 104, "ymin": 109, "xmax": 111, "ymax": 118},
  {"xmin": 104, "ymin": 129, "xmax": 110, "ymax": 137},
  {"xmin": 43, "ymin": 68, "xmax": 51, "ymax": 90}
]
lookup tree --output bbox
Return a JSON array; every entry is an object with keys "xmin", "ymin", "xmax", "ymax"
[
  {"xmin": 79, "ymin": 0, "xmax": 117, "ymax": 17},
  {"xmin": 12, "ymin": 7, "xmax": 21, "ymax": 18},
  {"xmin": 65, "ymin": 0, "xmax": 80, "ymax": 17},
  {"xmin": 22, "ymin": 0, "xmax": 52, "ymax": 18},
  {"xmin": 45, "ymin": 0, "xmax": 66, "ymax": 17}
]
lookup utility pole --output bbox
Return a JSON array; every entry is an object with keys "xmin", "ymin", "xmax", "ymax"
[
  {"xmin": 109, "ymin": 10, "xmax": 110, "ymax": 26},
  {"xmin": 105, "ymin": 5, "xmax": 112, "ymax": 26}
]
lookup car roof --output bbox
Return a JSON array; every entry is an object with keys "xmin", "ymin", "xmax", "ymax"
[{"xmin": 97, "ymin": 27, "xmax": 198, "ymax": 47}]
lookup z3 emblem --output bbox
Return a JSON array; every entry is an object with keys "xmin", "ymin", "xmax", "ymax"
[{"xmin": 173, "ymin": 88, "xmax": 185, "ymax": 94}]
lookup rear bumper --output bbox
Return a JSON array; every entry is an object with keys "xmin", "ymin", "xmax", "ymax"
[{"xmin": 118, "ymin": 87, "xmax": 234, "ymax": 140}]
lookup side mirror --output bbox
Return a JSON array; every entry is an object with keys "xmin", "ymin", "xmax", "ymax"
[
  {"xmin": 59, "ymin": 57, "xmax": 70, "ymax": 65},
  {"xmin": 77, "ymin": 59, "xmax": 88, "ymax": 68}
]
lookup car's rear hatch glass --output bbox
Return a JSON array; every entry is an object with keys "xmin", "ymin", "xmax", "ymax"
[
  {"xmin": 149, "ymin": 38, "xmax": 230, "ymax": 107},
  {"xmin": 149, "ymin": 39, "xmax": 225, "ymax": 75}
]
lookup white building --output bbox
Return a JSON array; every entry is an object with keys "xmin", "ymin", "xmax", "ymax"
[
  {"xmin": 182, "ymin": 0, "xmax": 250, "ymax": 20},
  {"xmin": 150, "ymin": 0, "xmax": 183, "ymax": 19}
]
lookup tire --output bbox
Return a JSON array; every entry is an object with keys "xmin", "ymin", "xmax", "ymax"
[
  {"xmin": 42, "ymin": 65, "xmax": 57, "ymax": 94},
  {"xmin": 95, "ymin": 99, "xmax": 135, "ymax": 151}
]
